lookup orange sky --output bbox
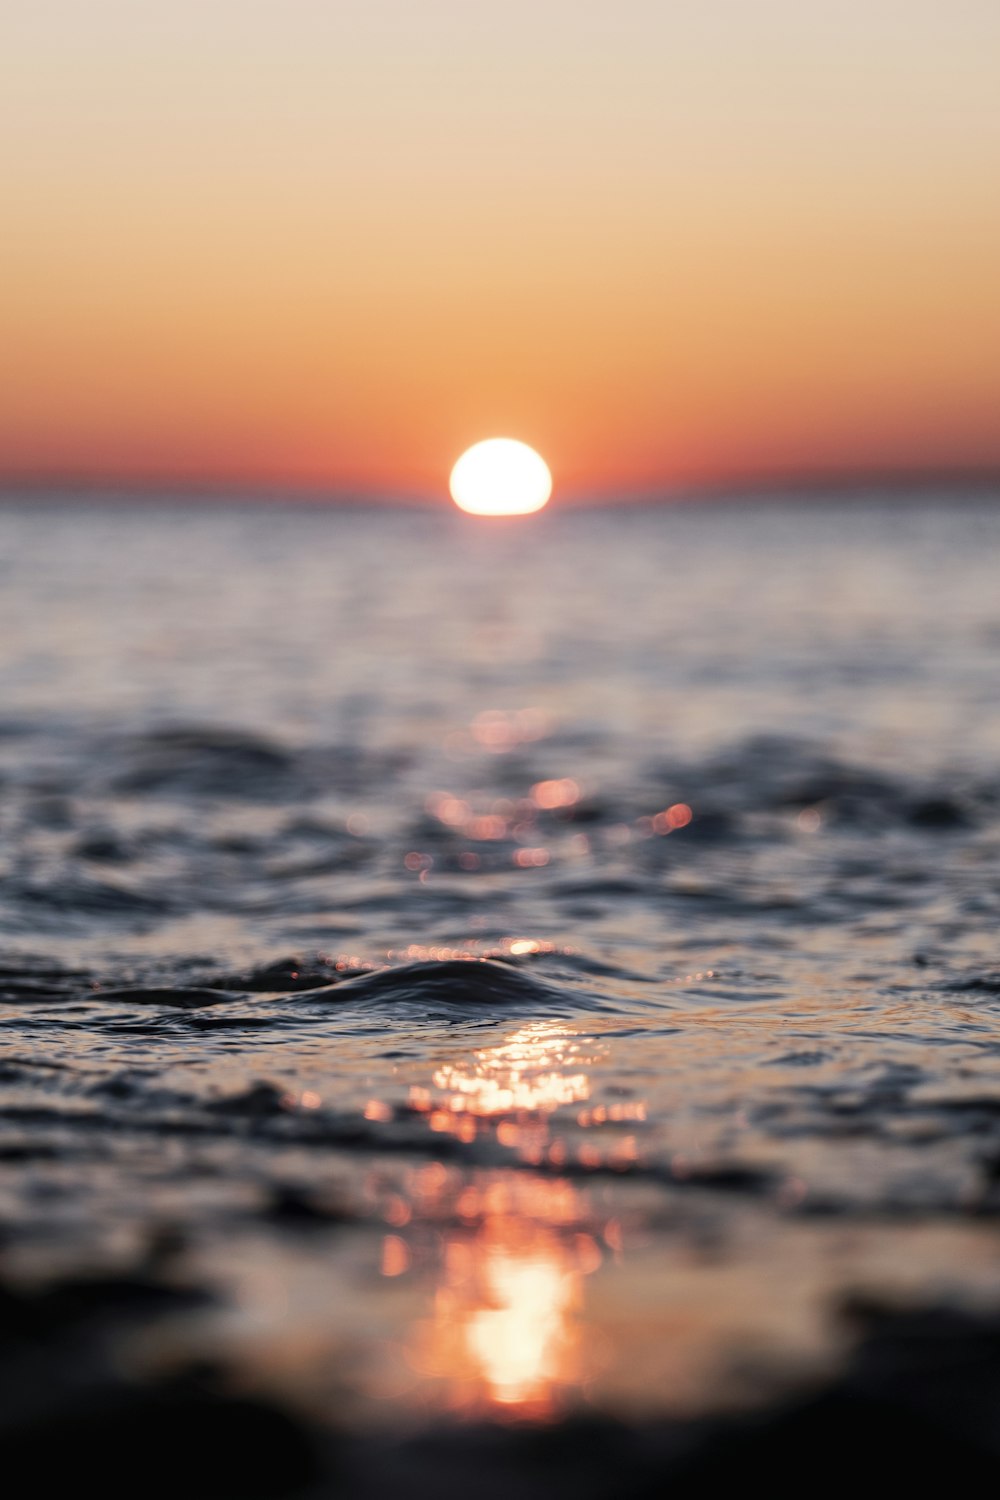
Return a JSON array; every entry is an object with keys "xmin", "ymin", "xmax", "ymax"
[{"xmin": 3, "ymin": 2, "xmax": 1000, "ymax": 500}]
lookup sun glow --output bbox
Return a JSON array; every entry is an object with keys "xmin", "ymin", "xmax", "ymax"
[{"xmin": 449, "ymin": 438, "xmax": 552, "ymax": 516}]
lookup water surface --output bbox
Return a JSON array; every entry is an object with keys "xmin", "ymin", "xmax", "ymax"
[{"xmin": 2, "ymin": 495, "xmax": 1000, "ymax": 1446}]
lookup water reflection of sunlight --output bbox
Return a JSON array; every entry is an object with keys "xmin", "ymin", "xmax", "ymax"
[
  {"xmin": 401, "ymin": 1020, "xmax": 643, "ymax": 1170},
  {"xmin": 374, "ymin": 1023, "xmax": 641, "ymax": 1416},
  {"xmin": 431, "ymin": 1022, "xmax": 591, "ymax": 1120},
  {"xmin": 468, "ymin": 1244, "xmax": 575, "ymax": 1406},
  {"xmin": 403, "ymin": 1173, "xmax": 602, "ymax": 1417}
]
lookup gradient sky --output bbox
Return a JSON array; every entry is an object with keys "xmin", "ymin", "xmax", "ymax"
[{"xmin": 3, "ymin": 1, "xmax": 999, "ymax": 499}]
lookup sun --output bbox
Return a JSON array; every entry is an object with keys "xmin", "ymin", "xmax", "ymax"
[{"xmin": 449, "ymin": 439, "xmax": 552, "ymax": 517}]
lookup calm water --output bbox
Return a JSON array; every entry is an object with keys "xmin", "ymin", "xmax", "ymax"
[{"xmin": 2, "ymin": 495, "xmax": 1000, "ymax": 1435}]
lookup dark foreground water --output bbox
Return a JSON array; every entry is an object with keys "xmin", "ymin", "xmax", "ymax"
[{"xmin": 2, "ymin": 495, "xmax": 1000, "ymax": 1491}]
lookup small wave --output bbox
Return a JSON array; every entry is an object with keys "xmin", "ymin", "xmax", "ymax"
[
  {"xmin": 17, "ymin": 880, "xmax": 169, "ymax": 915},
  {"xmin": 113, "ymin": 725, "xmax": 294, "ymax": 798},
  {"xmin": 97, "ymin": 986, "xmax": 244, "ymax": 1010},
  {"xmin": 312, "ymin": 957, "xmax": 594, "ymax": 1012},
  {"xmin": 946, "ymin": 973, "xmax": 1000, "ymax": 996},
  {"xmin": 210, "ymin": 958, "xmax": 342, "ymax": 992}
]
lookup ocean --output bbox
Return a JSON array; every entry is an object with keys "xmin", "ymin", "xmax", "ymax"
[{"xmin": 2, "ymin": 494, "xmax": 1000, "ymax": 1489}]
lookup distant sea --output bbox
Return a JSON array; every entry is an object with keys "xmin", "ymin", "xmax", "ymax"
[{"xmin": 3, "ymin": 494, "xmax": 1000, "ymax": 1489}]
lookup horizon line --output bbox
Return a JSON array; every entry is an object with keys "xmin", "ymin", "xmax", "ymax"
[{"xmin": 1, "ymin": 463, "xmax": 999, "ymax": 508}]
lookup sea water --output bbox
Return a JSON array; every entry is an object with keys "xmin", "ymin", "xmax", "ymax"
[{"xmin": 2, "ymin": 494, "xmax": 999, "ymax": 1438}]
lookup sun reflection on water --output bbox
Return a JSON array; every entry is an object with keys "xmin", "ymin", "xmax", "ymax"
[
  {"xmin": 408, "ymin": 1187, "xmax": 601, "ymax": 1416},
  {"xmin": 369, "ymin": 1021, "xmax": 646, "ymax": 1418},
  {"xmin": 431, "ymin": 1023, "xmax": 591, "ymax": 1123}
]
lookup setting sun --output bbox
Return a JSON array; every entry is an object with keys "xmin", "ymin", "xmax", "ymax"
[{"xmin": 449, "ymin": 439, "xmax": 552, "ymax": 517}]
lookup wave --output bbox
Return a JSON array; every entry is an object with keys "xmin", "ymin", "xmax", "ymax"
[{"xmin": 311, "ymin": 956, "xmax": 593, "ymax": 1011}]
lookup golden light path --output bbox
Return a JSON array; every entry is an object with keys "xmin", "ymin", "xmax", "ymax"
[
  {"xmin": 449, "ymin": 438, "xmax": 552, "ymax": 516},
  {"xmin": 370, "ymin": 1020, "xmax": 643, "ymax": 1417}
]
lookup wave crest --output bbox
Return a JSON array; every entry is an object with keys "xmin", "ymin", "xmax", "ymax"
[{"xmin": 323, "ymin": 957, "xmax": 583, "ymax": 1011}]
